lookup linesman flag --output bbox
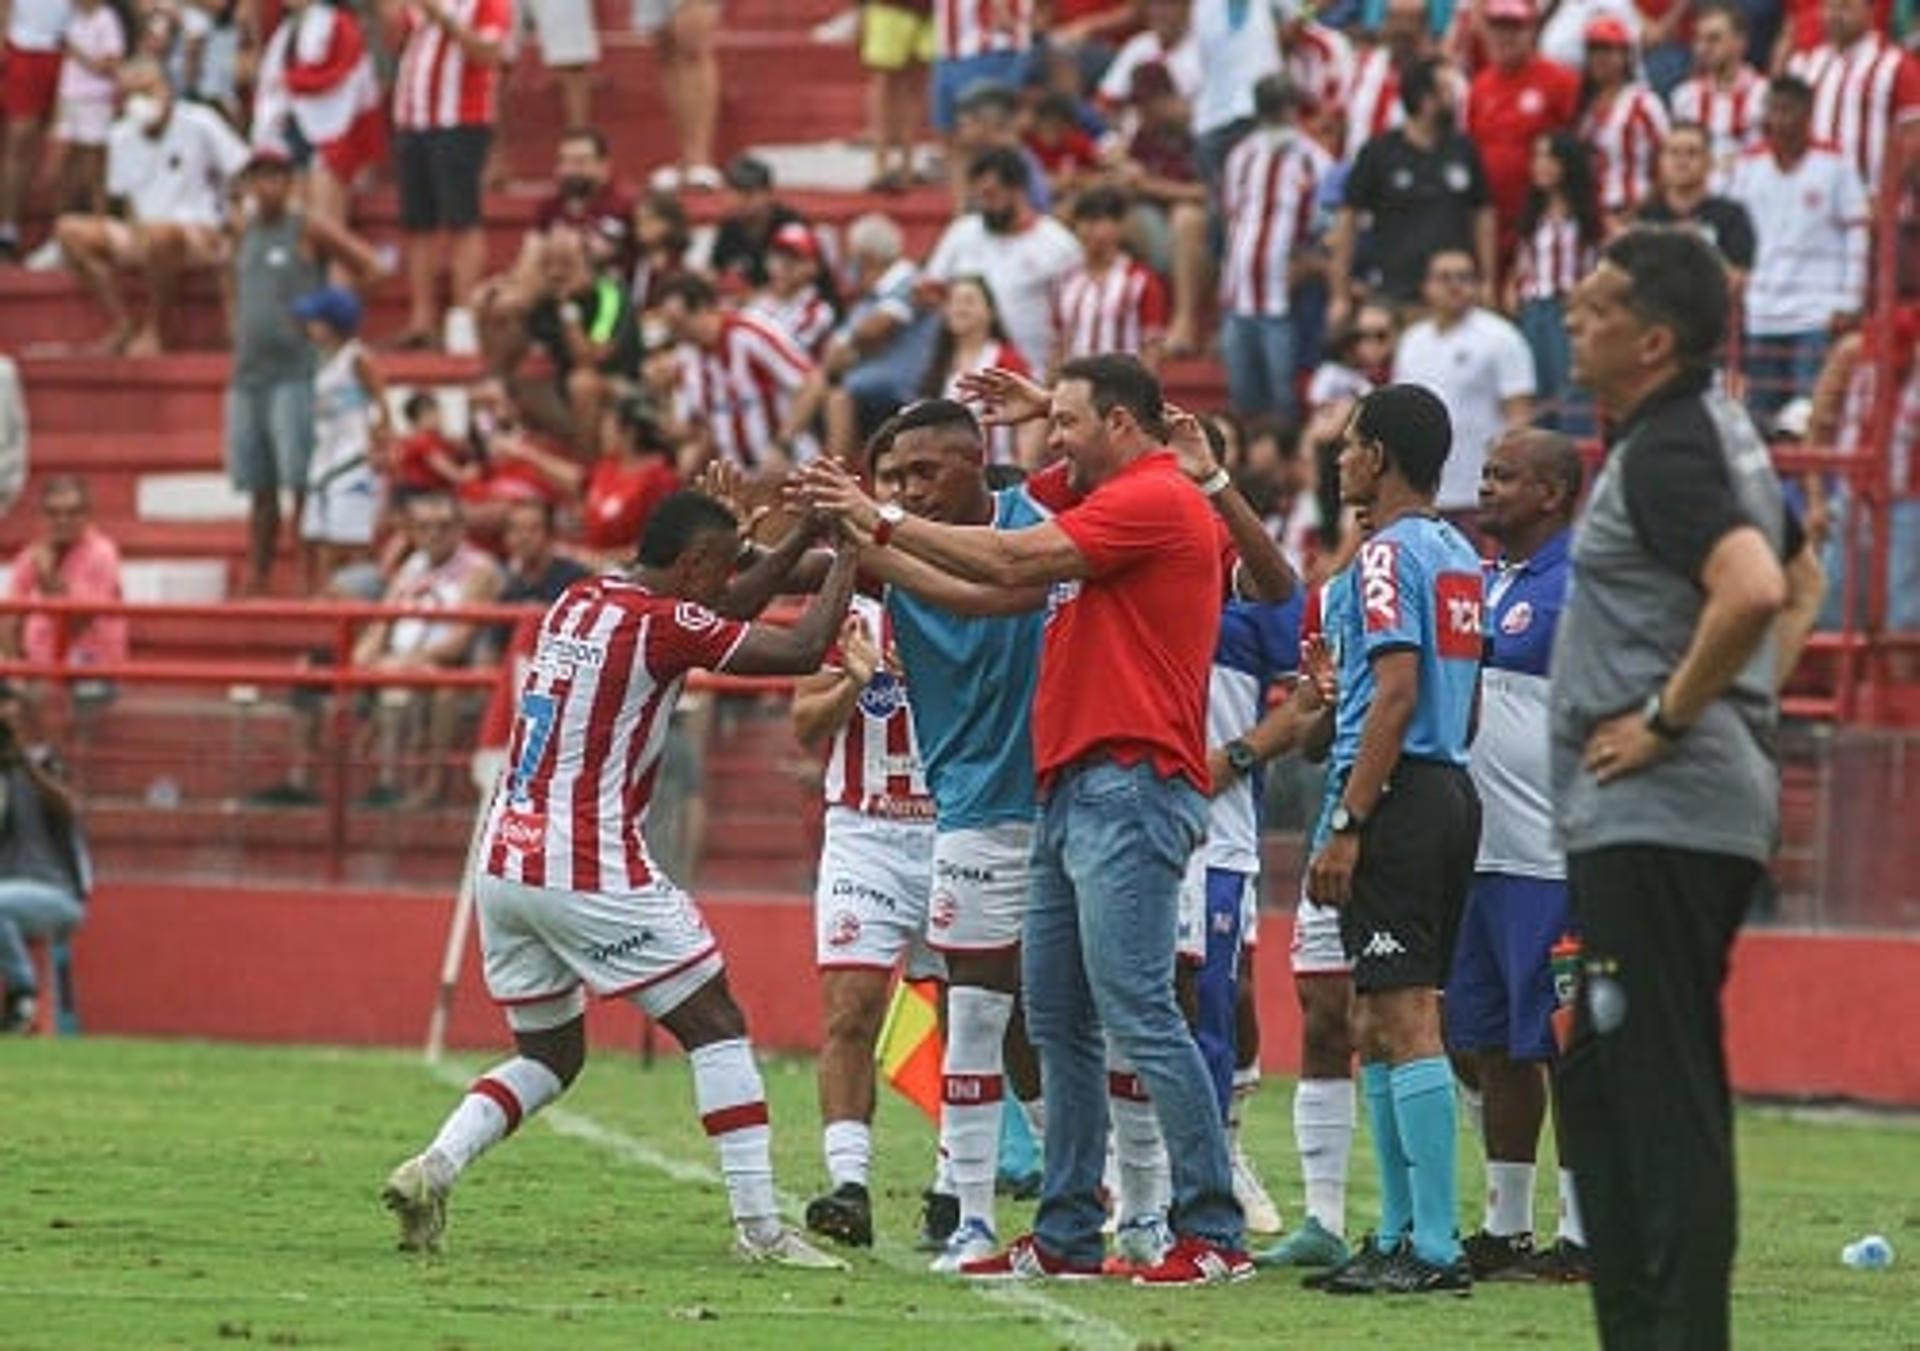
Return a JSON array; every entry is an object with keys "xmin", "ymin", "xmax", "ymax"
[{"xmin": 875, "ymin": 977, "xmax": 943, "ymax": 1122}]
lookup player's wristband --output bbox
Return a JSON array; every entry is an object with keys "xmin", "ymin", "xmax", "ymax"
[{"xmin": 1198, "ymin": 467, "xmax": 1232, "ymax": 498}]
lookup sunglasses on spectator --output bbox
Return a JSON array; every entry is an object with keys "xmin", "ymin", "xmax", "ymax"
[{"xmin": 1357, "ymin": 328, "xmax": 1393, "ymax": 340}]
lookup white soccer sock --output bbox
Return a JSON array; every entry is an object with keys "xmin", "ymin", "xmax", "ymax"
[
  {"xmin": 1486, "ymin": 1160, "xmax": 1536, "ymax": 1237},
  {"xmin": 428, "ymin": 1056, "xmax": 564, "ymax": 1183},
  {"xmin": 1458, "ymin": 1080, "xmax": 1486, "ymax": 1146},
  {"xmin": 932, "ymin": 1149, "xmax": 955, "ymax": 1195},
  {"xmin": 1229, "ymin": 1065, "xmax": 1260, "ymax": 1151},
  {"xmin": 1106, "ymin": 1045, "xmax": 1170, "ymax": 1223},
  {"xmin": 1558, "ymin": 1167, "xmax": 1586, "ymax": 1247},
  {"xmin": 942, "ymin": 986, "xmax": 1013, "ymax": 1230},
  {"xmin": 691, "ymin": 1038, "xmax": 779, "ymax": 1241},
  {"xmin": 1293, "ymin": 1077, "xmax": 1355, "ymax": 1237},
  {"xmin": 823, "ymin": 1119, "xmax": 871, "ymax": 1189}
]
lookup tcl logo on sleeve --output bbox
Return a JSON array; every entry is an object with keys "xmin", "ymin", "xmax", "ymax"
[
  {"xmin": 1435, "ymin": 572, "xmax": 1484, "ymax": 658},
  {"xmin": 1360, "ymin": 541, "xmax": 1400, "ymax": 632}
]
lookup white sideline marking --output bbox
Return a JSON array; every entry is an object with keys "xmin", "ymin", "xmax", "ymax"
[{"xmin": 426, "ymin": 1063, "xmax": 1136, "ymax": 1351}]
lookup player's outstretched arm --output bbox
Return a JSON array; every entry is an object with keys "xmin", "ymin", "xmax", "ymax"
[
  {"xmin": 723, "ymin": 547, "xmax": 860, "ymax": 677},
  {"xmin": 719, "ymin": 516, "xmax": 830, "ymax": 619},
  {"xmin": 859, "ymin": 543, "xmax": 1048, "ymax": 617},
  {"xmin": 1165, "ymin": 405, "xmax": 1296, "ymax": 603}
]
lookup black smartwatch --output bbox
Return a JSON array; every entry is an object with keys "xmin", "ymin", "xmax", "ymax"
[
  {"xmin": 1642, "ymin": 692, "xmax": 1688, "ymax": 742},
  {"xmin": 1223, "ymin": 739, "xmax": 1259, "ymax": 776}
]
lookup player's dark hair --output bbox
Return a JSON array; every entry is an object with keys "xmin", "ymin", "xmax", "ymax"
[
  {"xmin": 1600, "ymin": 226, "xmax": 1729, "ymax": 369},
  {"xmin": 1353, "ymin": 383, "xmax": 1452, "ymax": 496},
  {"xmin": 1521, "ymin": 130, "xmax": 1605, "ymax": 249},
  {"xmin": 984, "ymin": 464, "xmax": 1029, "ymax": 490},
  {"xmin": 1768, "ymin": 73, "xmax": 1814, "ymax": 108},
  {"xmin": 657, "ymin": 273, "xmax": 719, "ymax": 312},
  {"xmin": 892, "ymin": 397, "xmax": 985, "ymax": 452},
  {"xmin": 1698, "ymin": 0, "xmax": 1747, "ymax": 33},
  {"xmin": 507, "ymin": 497, "xmax": 559, "ymax": 533},
  {"xmin": 1072, "ymin": 184, "xmax": 1131, "ymax": 221},
  {"xmin": 638, "ymin": 491, "xmax": 739, "ymax": 567},
  {"xmin": 559, "ymin": 126, "xmax": 609, "ymax": 158},
  {"xmin": 1400, "ymin": 58, "xmax": 1445, "ymax": 117},
  {"xmin": 1666, "ymin": 119, "xmax": 1712, "ymax": 149},
  {"xmin": 1057, "ymin": 354, "xmax": 1165, "ymax": 441},
  {"xmin": 403, "ymin": 390, "xmax": 440, "ymax": 423},
  {"xmin": 865, "ymin": 412, "xmax": 904, "ymax": 475},
  {"xmin": 968, "ymin": 145, "xmax": 1032, "ymax": 193},
  {"xmin": 1253, "ymin": 72, "xmax": 1297, "ymax": 122}
]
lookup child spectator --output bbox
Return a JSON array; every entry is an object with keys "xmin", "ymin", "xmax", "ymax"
[
  {"xmin": 1024, "ymin": 90, "xmax": 1104, "ymax": 199},
  {"xmin": 50, "ymin": 0, "xmax": 127, "ymax": 218},
  {"xmin": 745, "ymin": 222, "xmax": 839, "ymax": 359},
  {"xmin": 390, "ymin": 391, "xmax": 479, "ymax": 502},
  {"xmin": 918, "ymin": 275, "xmax": 1043, "ymax": 467},
  {"xmin": 1505, "ymin": 131, "xmax": 1602, "ymax": 432},
  {"xmin": 294, "ymin": 286, "xmax": 390, "ymax": 593}
]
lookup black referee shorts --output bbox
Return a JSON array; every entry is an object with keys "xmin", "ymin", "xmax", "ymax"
[
  {"xmin": 1339, "ymin": 759, "xmax": 1481, "ymax": 993},
  {"xmin": 396, "ymin": 126, "xmax": 491, "ymax": 233}
]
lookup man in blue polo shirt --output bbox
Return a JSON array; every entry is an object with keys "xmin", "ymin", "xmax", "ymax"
[
  {"xmin": 1306, "ymin": 384, "xmax": 1484, "ymax": 1296},
  {"xmin": 1446, "ymin": 429, "xmax": 1589, "ymax": 1283}
]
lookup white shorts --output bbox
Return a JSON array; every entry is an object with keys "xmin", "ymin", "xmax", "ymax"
[
  {"xmin": 1289, "ymin": 886, "xmax": 1353, "ymax": 976},
  {"xmin": 55, "ymin": 96, "xmax": 114, "ymax": 146},
  {"xmin": 927, "ymin": 821, "xmax": 1031, "ymax": 953},
  {"xmin": 631, "ymin": 0, "xmax": 716, "ymax": 34},
  {"xmin": 527, "ymin": 0, "xmax": 601, "ymax": 66},
  {"xmin": 814, "ymin": 806, "xmax": 944, "ymax": 979},
  {"xmin": 477, "ymin": 872, "xmax": 724, "ymax": 1023},
  {"xmin": 300, "ymin": 470, "xmax": 379, "ymax": 545},
  {"xmin": 1177, "ymin": 854, "xmax": 1259, "ymax": 965}
]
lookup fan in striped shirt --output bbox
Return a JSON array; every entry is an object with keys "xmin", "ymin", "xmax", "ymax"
[
  {"xmin": 1505, "ymin": 132, "xmax": 1603, "ymax": 433},
  {"xmin": 1576, "ymin": 17, "xmax": 1671, "ymax": 225},
  {"xmin": 1051, "ymin": 186, "xmax": 1169, "ymax": 371},
  {"xmin": 744, "ymin": 222, "xmax": 840, "ymax": 360}
]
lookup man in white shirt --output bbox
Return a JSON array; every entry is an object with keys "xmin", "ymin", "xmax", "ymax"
[
  {"xmin": 1097, "ymin": 0, "xmax": 1200, "ymax": 115},
  {"xmin": 1390, "ymin": 248, "xmax": 1536, "ymax": 516},
  {"xmin": 54, "ymin": 59, "xmax": 249, "ymax": 355},
  {"xmin": 1728, "ymin": 75, "xmax": 1869, "ymax": 422},
  {"xmin": 921, "ymin": 147, "xmax": 1083, "ymax": 373},
  {"xmin": 1191, "ymin": 0, "xmax": 1284, "ymax": 186}
]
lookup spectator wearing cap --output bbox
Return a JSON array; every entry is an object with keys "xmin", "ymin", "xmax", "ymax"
[
  {"xmin": 381, "ymin": 0, "xmax": 512, "ymax": 352},
  {"xmin": 821, "ymin": 212, "xmax": 939, "ymax": 457},
  {"xmin": 1332, "ymin": 56, "xmax": 1497, "ymax": 324},
  {"xmin": 707, "ymin": 154, "xmax": 810, "ymax": 292},
  {"xmin": 1577, "ymin": 16, "xmax": 1671, "ymax": 225},
  {"xmin": 635, "ymin": 0, "xmax": 722, "ymax": 192},
  {"xmin": 952, "ymin": 79, "xmax": 1053, "ymax": 212},
  {"xmin": 294, "ymin": 285, "xmax": 391, "ymax": 593},
  {"xmin": 1117, "ymin": 58, "xmax": 1210, "ymax": 356},
  {"xmin": 53, "ymin": 58, "xmax": 250, "ymax": 356},
  {"xmin": 745, "ymin": 222, "xmax": 841, "ymax": 360},
  {"xmin": 1729, "ymin": 73, "xmax": 1869, "ymax": 423},
  {"xmin": 1053, "ymin": 186, "xmax": 1170, "ymax": 372},
  {"xmin": 930, "ymin": 0, "xmax": 1035, "ymax": 201},
  {"xmin": 224, "ymin": 146, "xmax": 382, "ymax": 596},
  {"xmin": 857, "ymin": 0, "xmax": 936, "ymax": 193},
  {"xmin": 1467, "ymin": 0, "xmax": 1581, "ymax": 253},
  {"xmin": 1533, "ymin": 0, "xmax": 1642, "ymax": 70},
  {"xmin": 1635, "ymin": 121, "xmax": 1757, "ymax": 284},
  {"xmin": 1219, "ymin": 73, "xmax": 1333, "ymax": 419},
  {"xmin": 923, "ymin": 146, "xmax": 1083, "ymax": 375}
]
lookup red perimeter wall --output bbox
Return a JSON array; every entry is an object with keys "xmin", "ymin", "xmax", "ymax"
[{"xmin": 69, "ymin": 882, "xmax": 1920, "ymax": 1108}]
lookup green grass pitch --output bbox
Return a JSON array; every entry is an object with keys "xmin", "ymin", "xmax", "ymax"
[{"xmin": 1, "ymin": 1037, "xmax": 1914, "ymax": 1348}]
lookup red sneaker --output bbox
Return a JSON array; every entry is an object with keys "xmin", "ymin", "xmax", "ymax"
[
  {"xmin": 959, "ymin": 1233, "xmax": 1106, "ymax": 1282},
  {"xmin": 1131, "ymin": 1236, "xmax": 1257, "ymax": 1287}
]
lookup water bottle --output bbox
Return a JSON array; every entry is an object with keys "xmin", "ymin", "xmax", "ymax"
[
  {"xmin": 1549, "ymin": 932, "xmax": 1582, "ymax": 1052},
  {"xmin": 1841, "ymin": 1235, "xmax": 1894, "ymax": 1270}
]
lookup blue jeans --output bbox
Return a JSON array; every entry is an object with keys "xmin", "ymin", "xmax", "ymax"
[
  {"xmin": 1024, "ymin": 758, "xmax": 1241, "ymax": 1262},
  {"xmin": 0, "ymin": 881, "xmax": 84, "ymax": 995},
  {"xmin": 1221, "ymin": 313, "xmax": 1297, "ymax": 419},
  {"xmin": 1520, "ymin": 296, "xmax": 1594, "ymax": 436},
  {"xmin": 1745, "ymin": 329, "xmax": 1828, "ymax": 425}
]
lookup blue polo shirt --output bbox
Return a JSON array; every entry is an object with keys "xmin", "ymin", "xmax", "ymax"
[
  {"xmin": 1472, "ymin": 528, "xmax": 1571, "ymax": 879},
  {"xmin": 885, "ymin": 486, "xmax": 1049, "ymax": 831},
  {"xmin": 1201, "ymin": 596, "xmax": 1304, "ymax": 873}
]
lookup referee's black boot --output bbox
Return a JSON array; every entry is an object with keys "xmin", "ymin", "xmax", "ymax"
[
  {"xmin": 916, "ymin": 1189, "xmax": 960, "ymax": 1252},
  {"xmin": 1377, "ymin": 1248, "xmax": 1474, "ymax": 1297},
  {"xmin": 804, "ymin": 1181, "xmax": 874, "ymax": 1248},
  {"xmin": 1314, "ymin": 1232, "xmax": 1405, "ymax": 1294}
]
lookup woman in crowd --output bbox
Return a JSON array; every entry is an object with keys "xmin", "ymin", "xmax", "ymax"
[{"xmin": 917, "ymin": 275, "xmax": 1043, "ymax": 467}]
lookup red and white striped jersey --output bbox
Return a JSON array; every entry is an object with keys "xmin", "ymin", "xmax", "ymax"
[
  {"xmin": 1220, "ymin": 127, "xmax": 1331, "ymax": 318},
  {"xmin": 1342, "ymin": 47, "xmax": 1404, "ymax": 161},
  {"xmin": 1788, "ymin": 33, "xmax": 1920, "ymax": 191},
  {"xmin": 675, "ymin": 313, "xmax": 820, "ymax": 470},
  {"xmin": 821, "ymin": 594, "xmax": 933, "ymax": 820},
  {"xmin": 392, "ymin": 0, "xmax": 513, "ymax": 130},
  {"xmin": 1670, "ymin": 67, "xmax": 1766, "ymax": 191},
  {"xmin": 483, "ymin": 577, "xmax": 747, "ymax": 893},
  {"xmin": 935, "ymin": 0, "xmax": 1032, "ymax": 59},
  {"xmin": 940, "ymin": 341, "xmax": 1032, "ymax": 465},
  {"xmin": 1052, "ymin": 253, "xmax": 1169, "ymax": 363},
  {"xmin": 1282, "ymin": 21, "xmax": 1356, "ymax": 123},
  {"xmin": 1512, "ymin": 212, "xmax": 1595, "ymax": 301},
  {"xmin": 744, "ymin": 286, "xmax": 837, "ymax": 360},
  {"xmin": 1580, "ymin": 83, "xmax": 1669, "ymax": 214}
]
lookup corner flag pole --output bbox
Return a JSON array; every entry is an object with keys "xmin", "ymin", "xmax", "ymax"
[{"xmin": 424, "ymin": 776, "xmax": 495, "ymax": 1064}]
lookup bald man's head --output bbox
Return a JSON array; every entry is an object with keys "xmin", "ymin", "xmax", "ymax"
[{"xmin": 1478, "ymin": 428, "xmax": 1584, "ymax": 547}]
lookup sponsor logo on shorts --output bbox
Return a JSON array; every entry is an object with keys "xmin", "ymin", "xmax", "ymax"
[
  {"xmin": 830, "ymin": 877, "xmax": 899, "ymax": 912},
  {"xmin": 936, "ymin": 860, "xmax": 995, "ymax": 886},
  {"xmin": 825, "ymin": 910, "xmax": 862, "ymax": 948},
  {"xmin": 1360, "ymin": 930, "xmax": 1407, "ymax": 959},
  {"xmin": 1360, "ymin": 540, "xmax": 1400, "ymax": 632},
  {"xmin": 856, "ymin": 670, "xmax": 908, "ymax": 720},
  {"xmin": 586, "ymin": 929, "xmax": 657, "ymax": 963},
  {"xmin": 929, "ymin": 890, "xmax": 958, "ymax": 930}
]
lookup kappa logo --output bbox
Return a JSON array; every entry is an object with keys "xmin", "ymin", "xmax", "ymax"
[
  {"xmin": 830, "ymin": 877, "xmax": 898, "ymax": 912},
  {"xmin": 1360, "ymin": 541, "xmax": 1401, "ymax": 632},
  {"xmin": 587, "ymin": 929, "xmax": 657, "ymax": 963},
  {"xmin": 1361, "ymin": 930, "xmax": 1406, "ymax": 959},
  {"xmin": 1501, "ymin": 600, "xmax": 1534, "ymax": 635}
]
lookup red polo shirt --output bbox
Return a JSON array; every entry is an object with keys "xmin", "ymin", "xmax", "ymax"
[
  {"xmin": 1034, "ymin": 450, "xmax": 1222, "ymax": 793},
  {"xmin": 1468, "ymin": 55, "xmax": 1580, "ymax": 237}
]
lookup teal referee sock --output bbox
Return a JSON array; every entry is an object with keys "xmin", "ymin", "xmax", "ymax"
[
  {"xmin": 1361, "ymin": 1061, "xmax": 1412, "ymax": 1253},
  {"xmin": 1390, "ymin": 1056, "xmax": 1463, "ymax": 1266}
]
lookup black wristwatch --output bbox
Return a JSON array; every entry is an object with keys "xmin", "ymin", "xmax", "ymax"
[
  {"xmin": 1642, "ymin": 691, "xmax": 1688, "ymax": 742},
  {"xmin": 1223, "ymin": 739, "xmax": 1259, "ymax": 776},
  {"xmin": 1330, "ymin": 803, "xmax": 1367, "ymax": 835}
]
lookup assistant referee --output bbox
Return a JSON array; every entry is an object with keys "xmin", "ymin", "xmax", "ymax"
[{"xmin": 1552, "ymin": 228, "xmax": 1813, "ymax": 1350}]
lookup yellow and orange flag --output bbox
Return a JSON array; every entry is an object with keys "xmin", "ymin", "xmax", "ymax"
[{"xmin": 874, "ymin": 977, "xmax": 943, "ymax": 1122}]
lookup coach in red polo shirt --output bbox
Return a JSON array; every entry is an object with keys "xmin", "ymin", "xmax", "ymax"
[
  {"xmin": 800, "ymin": 355, "xmax": 1250, "ymax": 1284},
  {"xmin": 1467, "ymin": 0, "xmax": 1579, "ymax": 251}
]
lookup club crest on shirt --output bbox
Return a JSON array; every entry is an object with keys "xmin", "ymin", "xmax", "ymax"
[
  {"xmin": 1360, "ymin": 540, "xmax": 1400, "ymax": 631},
  {"xmin": 1501, "ymin": 600, "xmax": 1534, "ymax": 635},
  {"xmin": 857, "ymin": 669, "xmax": 908, "ymax": 720},
  {"xmin": 675, "ymin": 601, "xmax": 722, "ymax": 634},
  {"xmin": 1045, "ymin": 578, "xmax": 1082, "ymax": 624}
]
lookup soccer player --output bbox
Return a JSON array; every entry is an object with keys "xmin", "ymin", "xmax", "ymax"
[
  {"xmin": 382, "ymin": 491, "xmax": 858, "ymax": 1268},
  {"xmin": 1444, "ymin": 429, "xmax": 1589, "ymax": 1283},
  {"xmin": 793, "ymin": 429, "xmax": 944, "ymax": 1251},
  {"xmin": 1306, "ymin": 384, "xmax": 1483, "ymax": 1296}
]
